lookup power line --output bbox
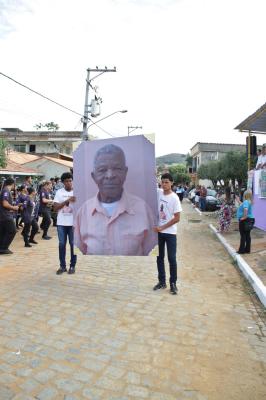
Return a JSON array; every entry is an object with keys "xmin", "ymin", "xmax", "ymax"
[
  {"xmin": 0, "ymin": 71, "xmax": 83, "ymax": 118},
  {"xmin": 0, "ymin": 71, "xmax": 120, "ymax": 137},
  {"xmin": 88, "ymin": 123, "xmax": 116, "ymax": 138}
]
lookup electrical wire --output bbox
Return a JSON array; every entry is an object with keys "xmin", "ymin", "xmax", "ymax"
[
  {"xmin": 88, "ymin": 123, "xmax": 116, "ymax": 138},
  {"xmin": 0, "ymin": 71, "xmax": 123, "ymax": 137},
  {"xmin": 0, "ymin": 71, "xmax": 83, "ymax": 118}
]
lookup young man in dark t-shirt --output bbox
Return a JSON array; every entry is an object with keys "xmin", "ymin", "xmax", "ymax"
[{"xmin": 0, "ymin": 177, "xmax": 20, "ymax": 254}]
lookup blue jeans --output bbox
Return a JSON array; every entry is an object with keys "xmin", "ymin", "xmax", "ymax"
[
  {"xmin": 156, "ymin": 232, "xmax": 177, "ymax": 284},
  {"xmin": 57, "ymin": 225, "xmax": 76, "ymax": 268},
  {"xmin": 199, "ymin": 197, "xmax": 206, "ymax": 211}
]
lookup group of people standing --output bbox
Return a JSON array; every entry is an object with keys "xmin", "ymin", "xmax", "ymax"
[{"xmin": 0, "ymin": 173, "xmax": 77, "ymax": 275}]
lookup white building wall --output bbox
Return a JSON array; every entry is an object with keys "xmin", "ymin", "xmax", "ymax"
[
  {"xmin": 24, "ymin": 159, "xmax": 72, "ymax": 180},
  {"xmin": 10, "ymin": 141, "xmax": 74, "ymax": 155}
]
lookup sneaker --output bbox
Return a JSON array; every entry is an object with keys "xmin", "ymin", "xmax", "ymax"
[
  {"xmin": 24, "ymin": 243, "xmax": 32, "ymax": 248},
  {"xmin": 170, "ymin": 283, "xmax": 178, "ymax": 295},
  {"xmin": 42, "ymin": 236, "xmax": 52, "ymax": 240},
  {"xmin": 68, "ymin": 267, "xmax": 75, "ymax": 274},
  {"xmin": 56, "ymin": 267, "xmax": 67, "ymax": 275},
  {"xmin": 29, "ymin": 239, "xmax": 38, "ymax": 244},
  {"xmin": 153, "ymin": 282, "xmax": 167, "ymax": 290},
  {"xmin": 0, "ymin": 249, "xmax": 13, "ymax": 255}
]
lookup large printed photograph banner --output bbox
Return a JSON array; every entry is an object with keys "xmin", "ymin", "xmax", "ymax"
[{"xmin": 73, "ymin": 135, "xmax": 158, "ymax": 256}]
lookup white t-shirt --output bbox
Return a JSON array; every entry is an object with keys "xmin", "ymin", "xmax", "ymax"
[
  {"xmin": 157, "ymin": 190, "xmax": 182, "ymax": 234},
  {"xmin": 256, "ymin": 154, "xmax": 266, "ymax": 168},
  {"xmin": 54, "ymin": 188, "xmax": 74, "ymax": 226},
  {"xmin": 100, "ymin": 201, "xmax": 118, "ymax": 217}
]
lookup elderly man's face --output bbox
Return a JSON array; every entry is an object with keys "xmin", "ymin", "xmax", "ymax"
[{"xmin": 92, "ymin": 152, "xmax": 128, "ymax": 203}]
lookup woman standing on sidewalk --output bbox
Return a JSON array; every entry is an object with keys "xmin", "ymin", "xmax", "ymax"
[
  {"xmin": 217, "ymin": 187, "xmax": 234, "ymax": 233},
  {"xmin": 237, "ymin": 190, "xmax": 254, "ymax": 254}
]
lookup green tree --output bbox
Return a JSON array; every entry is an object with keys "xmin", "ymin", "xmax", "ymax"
[
  {"xmin": 34, "ymin": 123, "xmax": 43, "ymax": 130},
  {"xmin": 219, "ymin": 151, "xmax": 247, "ymax": 189},
  {"xmin": 168, "ymin": 164, "xmax": 191, "ymax": 184},
  {"xmin": 197, "ymin": 151, "xmax": 247, "ymax": 189},
  {"xmin": 185, "ymin": 153, "xmax": 193, "ymax": 167},
  {"xmin": 0, "ymin": 139, "xmax": 7, "ymax": 168},
  {"xmin": 45, "ymin": 122, "xmax": 59, "ymax": 131},
  {"xmin": 34, "ymin": 122, "xmax": 59, "ymax": 131}
]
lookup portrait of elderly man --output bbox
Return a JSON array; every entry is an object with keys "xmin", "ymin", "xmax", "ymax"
[{"xmin": 74, "ymin": 144, "xmax": 156, "ymax": 255}]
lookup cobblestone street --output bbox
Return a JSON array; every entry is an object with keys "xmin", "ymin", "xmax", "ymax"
[{"xmin": 0, "ymin": 202, "xmax": 265, "ymax": 400}]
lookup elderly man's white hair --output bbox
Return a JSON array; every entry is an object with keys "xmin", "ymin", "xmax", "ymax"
[{"xmin": 93, "ymin": 144, "xmax": 126, "ymax": 169}]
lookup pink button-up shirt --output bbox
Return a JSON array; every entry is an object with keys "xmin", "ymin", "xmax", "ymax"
[{"xmin": 74, "ymin": 191, "xmax": 157, "ymax": 255}]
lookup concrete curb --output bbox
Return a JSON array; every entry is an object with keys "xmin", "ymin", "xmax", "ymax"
[
  {"xmin": 186, "ymin": 199, "xmax": 202, "ymax": 216},
  {"xmin": 209, "ymin": 224, "xmax": 266, "ymax": 307},
  {"xmin": 194, "ymin": 207, "xmax": 202, "ymax": 216}
]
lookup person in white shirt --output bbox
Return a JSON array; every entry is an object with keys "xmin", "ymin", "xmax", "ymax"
[
  {"xmin": 53, "ymin": 172, "xmax": 77, "ymax": 275},
  {"xmin": 256, "ymin": 144, "xmax": 266, "ymax": 169},
  {"xmin": 153, "ymin": 173, "xmax": 182, "ymax": 295}
]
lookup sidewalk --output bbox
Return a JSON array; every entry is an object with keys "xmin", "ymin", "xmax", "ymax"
[
  {"xmin": 0, "ymin": 204, "xmax": 265, "ymax": 399},
  {"xmin": 199, "ymin": 205, "xmax": 266, "ymax": 286}
]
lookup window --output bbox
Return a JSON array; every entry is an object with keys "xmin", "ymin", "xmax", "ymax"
[
  {"xmin": 13, "ymin": 144, "xmax": 26, "ymax": 153},
  {"xmin": 29, "ymin": 144, "xmax": 36, "ymax": 153}
]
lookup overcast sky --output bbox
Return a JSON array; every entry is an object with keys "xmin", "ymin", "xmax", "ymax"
[{"xmin": 0, "ymin": 0, "xmax": 266, "ymax": 156}]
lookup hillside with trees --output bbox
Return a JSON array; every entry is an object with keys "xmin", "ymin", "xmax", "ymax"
[{"xmin": 156, "ymin": 153, "xmax": 186, "ymax": 166}]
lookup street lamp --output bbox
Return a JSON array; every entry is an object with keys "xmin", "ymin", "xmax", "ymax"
[
  {"xmin": 87, "ymin": 110, "xmax": 128, "ymax": 130},
  {"xmin": 128, "ymin": 126, "xmax": 142, "ymax": 136}
]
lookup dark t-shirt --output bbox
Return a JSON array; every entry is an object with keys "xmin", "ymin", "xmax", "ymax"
[
  {"xmin": 22, "ymin": 197, "xmax": 35, "ymax": 223},
  {"xmin": 0, "ymin": 188, "xmax": 13, "ymax": 221},
  {"xmin": 40, "ymin": 190, "xmax": 49, "ymax": 212}
]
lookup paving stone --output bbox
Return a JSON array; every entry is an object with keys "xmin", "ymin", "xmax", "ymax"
[
  {"xmin": 12, "ymin": 395, "xmax": 36, "ymax": 400},
  {"xmin": 34, "ymin": 369, "xmax": 56, "ymax": 383},
  {"xmin": 95, "ymin": 376, "xmax": 125, "ymax": 392},
  {"xmin": 35, "ymin": 387, "xmax": 58, "ymax": 400},
  {"xmin": 0, "ymin": 386, "xmax": 15, "ymax": 400},
  {"xmin": 55, "ymin": 379, "xmax": 83, "ymax": 393},
  {"xmin": 50, "ymin": 363, "xmax": 74, "ymax": 374},
  {"xmin": 104, "ymin": 366, "xmax": 125, "ymax": 379},
  {"xmin": 125, "ymin": 384, "xmax": 149, "ymax": 398},
  {"xmin": 73, "ymin": 371, "xmax": 94, "ymax": 383},
  {"xmin": 82, "ymin": 387, "xmax": 105, "ymax": 399},
  {"xmin": 19, "ymin": 378, "xmax": 40, "ymax": 392},
  {"xmin": 126, "ymin": 371, "xmax": 141, "ymax": 385},
  {"xmin": 82, "ymin": 359, "xmax": 107, "ymax": 372},
  {"xmin": 0, "ymin": 372, "xmax": 16, "ymax": 383}
]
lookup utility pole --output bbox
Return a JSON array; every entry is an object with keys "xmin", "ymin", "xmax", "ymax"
[
  {"xmin": 82, "ymin": 67, "xmax": 116, "ymax": 141},
  {"xmin": 127, "ymin": 126, "xmax": 142, "ymax": 136}
]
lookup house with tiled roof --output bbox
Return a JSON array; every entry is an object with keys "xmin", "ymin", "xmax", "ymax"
[
  {"xmin": 5, "ymin": 151, "xmax": 73, "ymax": 180},
  {"xmin": 0, "ymin": 157, "xmax": 42, "ymax": 181}
]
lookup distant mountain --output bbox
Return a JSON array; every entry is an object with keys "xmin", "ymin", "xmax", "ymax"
[{"xmin": 156, "ymin": 153, "xmax": 186, "ymax": 166}]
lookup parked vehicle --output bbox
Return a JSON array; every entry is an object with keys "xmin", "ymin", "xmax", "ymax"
[
  {"xmin": 205, "ymin": 189, "xmax": 222, "ymax": 211},
  {"xmin": 188, "ymin": 188, "xmax": 222, "ymax": 211}
]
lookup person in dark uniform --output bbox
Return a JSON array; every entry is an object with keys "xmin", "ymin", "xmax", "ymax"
[
  {"xmin": 16, "ymin": 185, "xmax": 28, "ymax": 230},
  {"xmin": 0, "ymin": 177, "xmax": 20, "ymax": 254},
  {"xmin": 39, "ymin": 180, "xmax": 53, "ymax": 240},
  {"xmin": 21, "ymin": 187, "xmax": 39, "ymax": 247}
]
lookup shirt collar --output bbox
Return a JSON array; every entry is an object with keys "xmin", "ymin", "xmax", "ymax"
[{"xmin": 91, "ymin": 190, "xmax": 135, "ymax": 217}]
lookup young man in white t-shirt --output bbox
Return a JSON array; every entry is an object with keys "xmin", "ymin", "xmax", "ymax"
[
  {"xmin": 53, "ymin": 172, "xmax": 77, "ymax": 275},
  {"xmin": 153, "ymin": 173, "xmax": 182, "ymax": 295}
]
